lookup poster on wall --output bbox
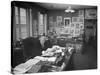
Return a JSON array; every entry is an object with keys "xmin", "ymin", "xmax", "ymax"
[{"xmin": 57, "ymin": 16, "xmax": 62, "ymax": 27}]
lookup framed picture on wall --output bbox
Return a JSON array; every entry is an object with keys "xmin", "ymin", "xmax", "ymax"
[
  {"xmin": 78, "ymin": 17, "xmax": 84, "ymax": 23},
  {"xmin": 75, "ymin": 29, "xmax": 80, "ymax": 34},
  {"xmin": 57, "ymin": 16, "xmax": 62, "ymax": 27},
  {"xmin": 78, "ymin": 10, "xmax": 84, "ymax": 17},
  {"xmin": 64, "ymin": 17, "xmax": 71, "ymax": 26},
  {"xmin": 72, "ymin": 17, "xmax": 78, "ymax": 23},
  {"xmin": 80, "ymin": 23, "xmax": 84, "ymax": 29},
  {"xmin": 71, "ymin": 23, "xmax": 75, "ymax": 27}
]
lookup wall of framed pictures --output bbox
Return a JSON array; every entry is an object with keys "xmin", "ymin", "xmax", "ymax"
[
  {"xmin": 47, "ymin": 9, "xmax": 86, "ymax": 37},
  {"xmin": 71, "ymin": 13, "xmax": 84, "ymax": 37}
]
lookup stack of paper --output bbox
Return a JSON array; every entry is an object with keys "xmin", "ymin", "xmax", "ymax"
[{"xmin": 13, "ymin": 58, "xmax": 40, "ymax": 74}]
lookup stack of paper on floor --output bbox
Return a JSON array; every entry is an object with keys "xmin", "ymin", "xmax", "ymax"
[{"xmin": 13, "ymin": 58, "xmax": 40, "ymax": 74}]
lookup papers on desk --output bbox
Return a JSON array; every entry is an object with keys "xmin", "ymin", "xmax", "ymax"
[
  {"xmin": 34, "ymin": 56, "xmax": 57, "ymax": 62},
  {"xmin": 13, "ymin": 58, "xmax": 40, "ymax": 74},
  {"xmin": 47, "ymin": 57, "xmax": 57, "ymax": 62},
  {"xmin": 34, "ymin": 56, "xmax": 47, "ymax": 61},
  {"xmin": 42, "ymin": 45, "xmax": 65, "ymax": 57},
  {"xmin": 42, "ymin": 51, "xmax": 54, "ymax": 56}
]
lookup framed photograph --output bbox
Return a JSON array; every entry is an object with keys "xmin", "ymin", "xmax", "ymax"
[
  {"xmin": 80, "ymin": 23, "xmax": 84, "ymax": 29},
  {"xmin": 78, "ymin": 17, "xmax": 84, "ymax": 23},
  {"xmin": 71, "ymin": 23, "xmax": 75, "ymax": 27},
  {"xmin": 78, "ymin": 10, "xmax": 84, "ymax": 17},
  {"xmin": 64, "ymin": 17, "xmax": 71, "ymax": 26},
  {"xmin": 72, "ymin": 17, "xmax": 78, "ymax": 23}
]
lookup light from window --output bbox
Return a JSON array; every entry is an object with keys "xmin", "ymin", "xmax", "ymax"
[
  {"xmin": 15, "ymin": 7, "xmax": 19, "ymax": 24},
  {"xmin": 20, "ymin": 8, "xmax": 26, "ymax": 24}
]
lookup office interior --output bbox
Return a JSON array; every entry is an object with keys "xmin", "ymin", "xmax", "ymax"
[{"xmin": 11, "ymin": 1, "xmax": 97, "ymax": 74}]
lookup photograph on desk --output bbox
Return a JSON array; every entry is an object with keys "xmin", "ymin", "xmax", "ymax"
[{"xmin": 11, "ymin": 1, "xmax": 97, "ymax": 74}]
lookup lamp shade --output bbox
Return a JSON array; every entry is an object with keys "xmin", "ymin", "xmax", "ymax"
[{"xmin": 65, "ymin": 6, "xmax": 75, "ymax": 13}]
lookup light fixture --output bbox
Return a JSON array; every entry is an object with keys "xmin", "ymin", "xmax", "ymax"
[{"xmin": 65, "ymin": 6, "xmax": 75, "ymax": 13}]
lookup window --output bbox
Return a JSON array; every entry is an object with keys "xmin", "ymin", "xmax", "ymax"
[
  {"xmin": 14, "ymin": 6, "xmax": 28, "ymax": 40},
  {"xmin": 15, "ymin": 7, "xmax": 27, "ymax": 24},
  {"xmin": 20, "ymin": 8, "xmax": 26, "ymax": 24},
  {"xmin": 15, "ymin": 6, "xmax": 19, "ymax": 24}
]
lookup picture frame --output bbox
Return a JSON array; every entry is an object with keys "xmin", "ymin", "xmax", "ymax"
[
  {"xmin": 72, "ymin": 17, "xmax": 78, "ymax": 23},
  {"xmin": 78, "ymin": 10, "xmax": 84, "ymax": 17},
  {"xmin": 64, "ymin": 17, "xmax": 71, "ymax": 26}
]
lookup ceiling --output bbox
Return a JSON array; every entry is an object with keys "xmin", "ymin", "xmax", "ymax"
[{"xmin": 37, "ymin": 2, "xmax": 97, "ymax": 10}]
